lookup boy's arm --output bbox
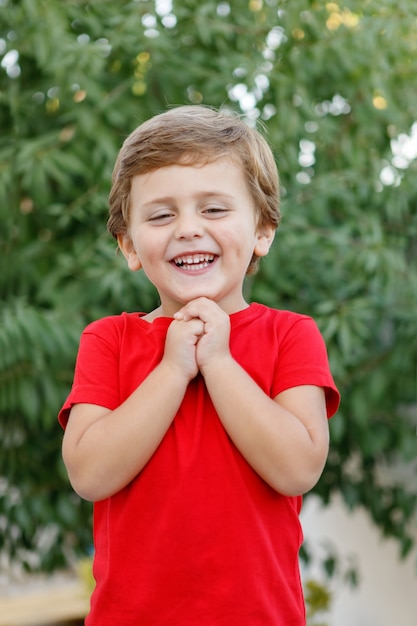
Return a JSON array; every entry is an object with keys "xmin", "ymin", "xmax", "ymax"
[
  {"xmin": 62, "ymin": 318, "xmax": 204, "ymax": 502},
  {"xmin": 176, "ymin": 298, "xmax": 329, "ymax": 496},
  {"xmin": 204, "ymin": 371, "xmax": 328, "ymax": 496}
]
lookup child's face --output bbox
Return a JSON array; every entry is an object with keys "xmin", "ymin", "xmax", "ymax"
[{"xmin": 118, "ymin": 157, "xmax": 274, "ymax": 316}]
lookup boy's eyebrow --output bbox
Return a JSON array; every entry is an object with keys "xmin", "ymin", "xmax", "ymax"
[{"xmin": 141, "ymin": 191, "xmax": 236, "ymax": 209}]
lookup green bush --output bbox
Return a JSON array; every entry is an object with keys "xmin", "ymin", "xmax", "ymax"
[{"xmin": 1, "ymin": 0, "xmax": 416, "ymax": 572}]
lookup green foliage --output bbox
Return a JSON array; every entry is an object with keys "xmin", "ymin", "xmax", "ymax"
[
  {"xmin": 1, "ymin": 0, "xmax": 416, "ymax": 572},
  {"xmin": 301, "ymin": 539, "xmax": 359, "ymax": 624},
  {"xmin": 304, "ymin": 579, "xmax": 332, "ymax": 626}
]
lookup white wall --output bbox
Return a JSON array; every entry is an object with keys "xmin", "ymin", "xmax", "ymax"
[{"xmin": 301, "ymin": 495, "xmax": 417, "ymax": 626}]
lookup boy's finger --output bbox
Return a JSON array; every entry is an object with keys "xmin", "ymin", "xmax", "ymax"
[{"xmin": 174, "ymin": 297, "xmax": 218, "ymax": 322}]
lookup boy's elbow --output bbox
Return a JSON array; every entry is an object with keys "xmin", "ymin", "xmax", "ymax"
[
  {"xmin": 271, "ymin": 467, "xmax": 325, "ymax": 497},
  {"xmin": 69, "ymin": 478, "xmax": 100, "ymax": 503},
  {"xmin": 63, "ymin": 459, "xmax": 99, "ymax": 502},
  {"xmin": 270, "ymin": 442, "xmax": 329, "ymax": 496},
  {"xmin": 290, "ymin": 428, "xmax": 330, "ymax": 494},
  {"xmin": 283, "ymin": 463, "xmax": 327, "ymax": 496},
  {"xmin": 62, "ymin": 447, "xmax": 108, "ymax": 502}
]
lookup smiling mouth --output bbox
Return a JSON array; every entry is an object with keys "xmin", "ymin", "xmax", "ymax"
[{"xmin": 172, "ymin": 253, "xmax": 216, "ymax": 271}]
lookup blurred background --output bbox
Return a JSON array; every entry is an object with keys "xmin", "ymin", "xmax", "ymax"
[{"xmin": 0, "ymin": 0, "xmax": 416, "ymax": 624}]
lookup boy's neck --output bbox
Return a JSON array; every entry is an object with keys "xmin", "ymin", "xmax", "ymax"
[{"xmin": 144, "ymin": 299, "xmax": 250, "ymax": 322}]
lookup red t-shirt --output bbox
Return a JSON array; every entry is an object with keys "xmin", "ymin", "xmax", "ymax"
[{"xmin": 59, "ymin": 303, "xmax": 339, "ymax": 625}]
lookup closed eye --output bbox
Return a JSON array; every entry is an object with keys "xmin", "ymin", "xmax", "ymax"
[
  {"xmin": 203, "ymin": 206, "xmax": 229, "ymax": 217},
  {"xmin": 148, "ymin": 211, "xmax": 174, "ymax": 222}
]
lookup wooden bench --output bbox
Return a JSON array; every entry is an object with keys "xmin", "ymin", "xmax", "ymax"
[{"xmin": 0, "ymin": 579, "xmax": 89, "ymax": 626}]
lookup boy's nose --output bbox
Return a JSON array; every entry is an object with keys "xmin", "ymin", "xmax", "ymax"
[{"xmin": 175, "ymin": 213, "xmax": 203, "ymax": 240}]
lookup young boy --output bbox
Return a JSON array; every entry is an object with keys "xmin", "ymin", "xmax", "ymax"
[{"xmin": 59, "ymin": 105, "xmax": 339, "ymax": 625}]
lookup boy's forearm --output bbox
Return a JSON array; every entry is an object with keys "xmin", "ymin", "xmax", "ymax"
[
  {"xmin": 63, "ymin": 360, "xmax": 189, "ymax": 502},
  {"xmin": 201, "ymin": 355, "xmax": 329, "ymax": 496}
]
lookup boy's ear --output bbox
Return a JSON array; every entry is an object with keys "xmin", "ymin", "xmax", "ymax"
[
  {"xmin": 254, "ymin": 225, "xmax": 275, "ymax": 258},
  {"xmin": 117, "ymin": 233, "xmax": 142, "ymax": 271}
]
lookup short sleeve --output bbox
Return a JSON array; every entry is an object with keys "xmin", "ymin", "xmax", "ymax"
[
  {"xmin": 58, "ymin": 318, "xmax": 122, "ymax": 428},
  {"xmin": 272, "ymin": 317, "xmax": 340, "ymax": 418}
]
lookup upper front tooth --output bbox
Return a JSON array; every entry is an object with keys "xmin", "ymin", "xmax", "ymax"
[{"xmin": 176, "ymin": 254, "xmax": 213, "ymax": 264}]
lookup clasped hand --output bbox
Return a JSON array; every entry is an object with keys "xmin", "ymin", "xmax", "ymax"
[{"xmin": 163, "ymin": 297, "xmax": 232, "ymax": 382}]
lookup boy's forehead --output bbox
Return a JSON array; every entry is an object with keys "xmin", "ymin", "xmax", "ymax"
[
  {"xmin": 129, "ymin": 158, "xmax": 255, "ymax": 210},
  {"xmin": 134, "ymin": 152, "xmax": 243, "ymax": 179}
]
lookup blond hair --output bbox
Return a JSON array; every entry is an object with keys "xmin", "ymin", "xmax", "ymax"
[{"xmin": 108, "ymin": 105, "xmax": 280, "ymax": 274}]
